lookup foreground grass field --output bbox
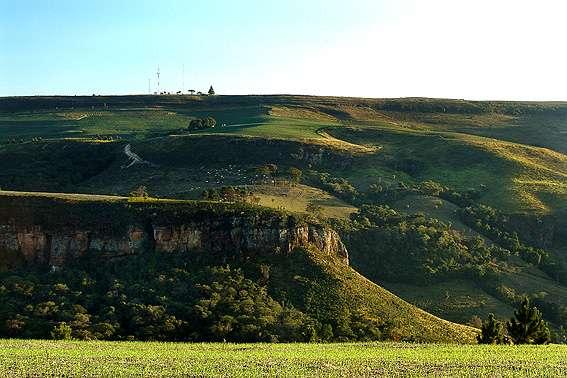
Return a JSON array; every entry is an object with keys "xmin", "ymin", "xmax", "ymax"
[{"xmin": 0, "ymin": 340, "xmax": 565, "ymax": 377}]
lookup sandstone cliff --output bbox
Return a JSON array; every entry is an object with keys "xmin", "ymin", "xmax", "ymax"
[{"xmin": 0, "ymin": 196, "xmax": 348, "ymax": 269}]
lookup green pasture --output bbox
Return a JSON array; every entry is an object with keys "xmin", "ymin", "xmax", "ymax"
[{"xmin": 0, "ymin": 340, "xmax": 565, "ymax": 377}]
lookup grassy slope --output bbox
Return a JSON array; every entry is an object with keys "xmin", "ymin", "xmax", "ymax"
[
  {"xmin": 328, "ymin": 125, "xmax": 567, "ymax": 213},
  {"xmin": 252, "ymin": 184, "xmax": 357, "ymax": 220},
  {"xmin": 1, "ymin": 340, "xmax": 565, "ymax": 377},
  {"xmin": 274, "ymin": 247, "xmax": 477, "ymax": 343},
  {"xmin": 381, "ymin": 280, "xmax": 515, "ymax": 324}
]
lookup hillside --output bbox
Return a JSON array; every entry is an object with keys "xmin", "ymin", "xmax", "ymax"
[
  {"xmin": 0, "ymin": 192, "xmax": 476, "ymax": 343},
  {"xmin": 1, "ymin": 95, "xmax": 565, "ymax": 213},
  {"xmin": 0, "ymin": 94, "xmax": 566, "ymax": 342}
]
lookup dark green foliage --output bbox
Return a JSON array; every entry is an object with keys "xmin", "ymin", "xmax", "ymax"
[
  {"xmin": 0, "ymin": 250, "xmax": 388, "ymax": 342},
  {"xmin": 192, "ymin": 266, "xmax": 313, "ymax": 342},
  {"xmin": 390, "ymin": 158, "xmax": 426, "ymax": 176},
  {"xmin": 458, "ymin": 205, "xmax": 567, "ymax": 284},
  {"xmin": 345, "ymin": 205, "xmax": 507, "ymax": 283},
  {"xmin": 312, "ymin": 173, "xmax": 358, "ymax": 202},
  {"xmin": 0, "ymin": 194, "xmax": 296, "ymax": 238},
  {"xmin": 507, "ymin": 298, "xmax": 551, "ymax": 345},
  {"xmin": 201, "ymin": 186, "xmax": 252, "ymax": 203},
  {"xmin": 532, "ymin": 299, "xmax": 567, "ymax": 330},
  {"xmin": 50, "ymin": 322, "xmax": 73, "ymax": 340},
  {"xmin": 477, "ymin": 313, "xmax": 506, "ymax": 344},
  {"xmin": 188, "ymin": 117, "xmax": 216, "ymax": 131},
  {"xmin": 0, "ymin": 141, "xmax": 117, "ymax": 192},
  {"xmin": 0, "ymin": 256, "xmax": 301, "ymax": 342}
]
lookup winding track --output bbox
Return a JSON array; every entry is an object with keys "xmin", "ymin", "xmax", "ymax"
[{"xmin": 122, "ymin": 144, "xmax": 153, "ymax": 169}]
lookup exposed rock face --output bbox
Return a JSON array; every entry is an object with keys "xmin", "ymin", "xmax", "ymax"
[
  {"xmin": 152, "ymin": 221, "xmax": 348, "ymax": 261},
  {"xmin": 0, "ymin": 213, "xmax": 348, "ymax": 270}
]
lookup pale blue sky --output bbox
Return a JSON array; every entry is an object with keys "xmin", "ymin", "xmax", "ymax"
[{"xmin": 1, "ymin": 0, "xmax": 567, "ymax": 100}]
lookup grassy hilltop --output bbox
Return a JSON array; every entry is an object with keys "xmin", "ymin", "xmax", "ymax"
[{"xmin": 0, "ymin": 94, "xmax": 566, "ymax": 342}]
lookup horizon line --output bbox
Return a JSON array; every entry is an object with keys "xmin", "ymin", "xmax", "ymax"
[{"xmin": 2, "ymin": 93, "xmax": 567, "ymax": 104}]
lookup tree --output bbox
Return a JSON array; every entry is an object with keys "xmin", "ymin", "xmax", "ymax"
[
  {"xmin": 188, "ymin": 117, "xmax": 216, "ymax": 131},
  {"xmin": 204, "ymin": 116, "xmax": 216, "ymax": 128},
  {"xmin": 130, "ymin": 186, "xmax": 149, "ymax": 199},
  {"xmin": 477, "ymin": 313, "xmax": 506, "ymax": 344},
  {"xmin": 189, "ymin": 119, "xmax": 203, "ymax": 131},
  {"xmin": 256, "ymin": 164, "xmax": 278, "ymax": 185},
  {"xmin": 51, "ymin": 322, "xmax": 73, "ymax": 340},
  {"xmin": 208, "ymin": 86, "xmax": 215, "ymax": 96},
  {"xmin": 288, "ymin": 167, "xmax": 302, "ymax": 186},
  {"xmin": 507, "ymin": 297, "xmax": 551, "ymax": 344},
  {"xmin": 419, "ymin": 180, "xmax": 445, "ymax": 197},
  {"xmin": 189, "ymin": 89, "xmax": 195, "ymax": 95}
]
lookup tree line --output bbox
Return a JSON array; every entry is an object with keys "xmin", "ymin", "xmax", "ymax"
[
  {"xmin": 478, "ymin": 298, "xmax": 550, "ymax": 345},
  {"xmin": 0, "ymin": 250, "xmax": 393, "ymax": 343}
]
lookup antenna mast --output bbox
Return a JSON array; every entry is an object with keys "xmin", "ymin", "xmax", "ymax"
[
  {"xmin": 156, "ymin": 66, "xmax": 161, "ymax": 93},
  {"xmin": 148, "ymin": 78, "xmax": 151, "ymax": 95}
]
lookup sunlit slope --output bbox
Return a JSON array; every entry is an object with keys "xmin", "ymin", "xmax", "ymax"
[
  {"xmin": 281, "ymin": 247, "xmax": 478, "ymax": 343},
  {"xmin": 328, "ymin": 125, "xmax": 567, "ymax": 213},
  {"xmin": 1, "ymin": 95, "xmax": 566, "ymax": 213}
]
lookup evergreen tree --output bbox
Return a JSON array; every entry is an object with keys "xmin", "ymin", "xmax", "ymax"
[
  {"xmin": 507, "ymin": 297, "xmax": 551, "ymax": 344},
  {"xmin": 477, "ymin": 313, "xmax": 506, "ymax": 344},
  {"xmin": 208, "ymin": 86, "xmax": 215, "ymax": 95}
]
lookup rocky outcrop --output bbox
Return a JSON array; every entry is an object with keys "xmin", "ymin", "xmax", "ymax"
[
  {"xmin": 0, "ymin": 201, "xmax": 348, "ymax": 269},
  {"xmin": 152, "ymin": 221, "xmax": 348, "ymax": 260},
  {"xmin": 0, "ymin": 223, "xmax": 149, "ymax": 268}
]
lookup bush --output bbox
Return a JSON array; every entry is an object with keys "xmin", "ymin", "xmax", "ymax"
[
  {"xmin": 188, "ymin": 117, "xmax": 217, "ymax": 131},
  {"xmin": 51, "ymin": 322, "xmax": 72, "ymax": 340}
]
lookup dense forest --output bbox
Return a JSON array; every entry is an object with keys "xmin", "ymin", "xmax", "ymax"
[{"xmin": 0, "ymin": 249, "xmax": 389, "ymax": 342}]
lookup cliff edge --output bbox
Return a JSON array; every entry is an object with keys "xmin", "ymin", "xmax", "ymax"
[{"xmin": 0, "ymin": 193, "xmax": 348, "ymax": 270}]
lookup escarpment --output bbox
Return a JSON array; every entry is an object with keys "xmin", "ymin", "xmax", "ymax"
[{"xmin": 0, "ymin": 196, "xmax": 348, "ymax": 270}]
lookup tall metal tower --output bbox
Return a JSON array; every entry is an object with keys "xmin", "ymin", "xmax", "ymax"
[{"xmin": 156, "ymin": 66, "xmax": 161, "ymax": 93}]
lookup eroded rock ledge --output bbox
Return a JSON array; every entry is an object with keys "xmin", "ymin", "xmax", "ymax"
[{"xmin": 0, "ymin": 196, "xmax": 348, "ymax": 269}]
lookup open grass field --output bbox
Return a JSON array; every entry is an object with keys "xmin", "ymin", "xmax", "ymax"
[
  {"xmin": 0, "ymin": 340, "xmax": 566, "ymax": 377},
  {"xmin": 252, "ymin": 184, "xmax": 357, "ymax": 219}
]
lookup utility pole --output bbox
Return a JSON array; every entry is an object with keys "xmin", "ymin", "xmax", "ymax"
[{"xmin": 148, "ymin": 78, "xmax": 151, "ymax": 94}]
